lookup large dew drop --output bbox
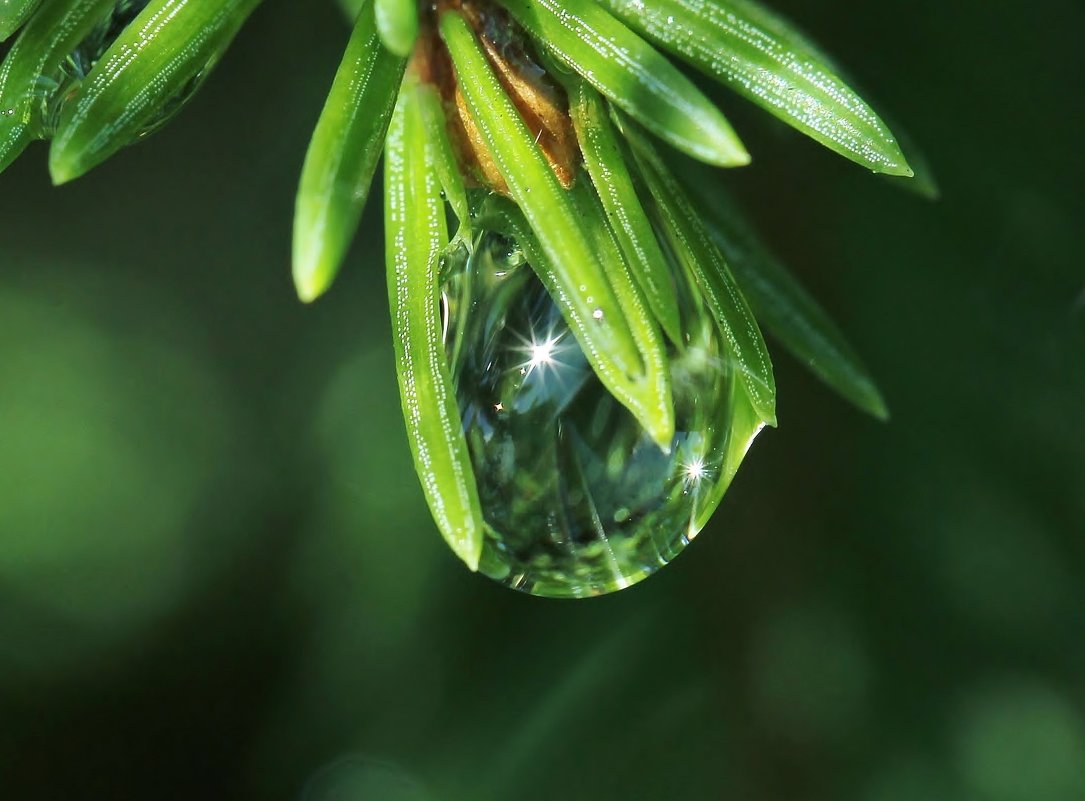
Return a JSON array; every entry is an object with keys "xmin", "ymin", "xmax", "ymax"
[{"xmin": 443, "ymin": 231, "xmax": 765, "ymax": 598}]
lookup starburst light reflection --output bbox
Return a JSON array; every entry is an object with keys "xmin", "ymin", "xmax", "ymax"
[
  {"xmin": 512, "ymin": 325, "xmax": 570, "ymax": 381},
  {"xmin": 683, "ymin": 458, "xmax": 708, "ymax": 485}
]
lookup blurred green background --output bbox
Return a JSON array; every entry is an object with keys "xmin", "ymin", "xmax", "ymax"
[{"xmin": 1, "ymin": 1, "xmax": 1082, "ymax": 798}]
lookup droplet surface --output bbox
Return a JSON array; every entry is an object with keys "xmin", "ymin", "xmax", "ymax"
[{"xmin": 443, "ymin": 231, "xmax": 765, "ymax": 597}]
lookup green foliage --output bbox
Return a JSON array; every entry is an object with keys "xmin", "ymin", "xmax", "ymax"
[
  {"xmin": 599, "ymin": 0, "xmax": 912, "ymax": 175},
  {"xmin": 0, "ymin": 0, "xmax": 925, "ymax": 572},
  {"xmin": 624, "ymin": 120, "xmax": 777, "ymax": 426},
  {"xmin": 416, "ymin": 82, "xmax": 471, "ymax": 241},
  {"xmin": 49, "ymin": 0, "xmax": 262, "ymax": 184},
  {"xmin": 2, "ymin": 0, "xmax": 1083, "ymax": 797},
  {"xmin": 293, "ymin": 0, "xmax": 405, "ymax": 302},
  {"xmin": 374, "ymin": 0, "xmax": 418, "ymax": 57},
  {"xmin": 569, "ymin": 80, "xmax": 683, "ymax": 345},
  {"xmin": 674, "ymin": 158, "xmax": 890, "ymax": 419},
  {"xmin": 0, "ymin": 0, "xmax": 42, "ymax": 40},
  {"xmin": 499, "ymin": 0, "xmax": 749, "ymax": 167},
  {"xmin": 0, "ymin": 0, "xmax": 114, "ymax": 172},
  {"xmin": 385, "ymin": 75, "xmax": 484, "ymax": 570}
]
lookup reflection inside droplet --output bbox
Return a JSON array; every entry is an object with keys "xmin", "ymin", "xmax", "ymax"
[{"xmin": 443, "ymin": 230, "xmax": 763, "ymax": 598}]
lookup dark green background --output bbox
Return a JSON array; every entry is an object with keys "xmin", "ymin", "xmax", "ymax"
[{"xmin": 1, "ymin": 1, "xmax": 1082, "ymax": 798}]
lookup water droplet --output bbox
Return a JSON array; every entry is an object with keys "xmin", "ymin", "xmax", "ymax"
[{"xmin": 443, "ymin": 231, "xmax": 761, "ymax": 597}]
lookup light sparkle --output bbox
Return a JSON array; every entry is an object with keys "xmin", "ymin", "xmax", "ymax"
[
  {"xmin": 682, "ymin": 457, "xmax": 712, "ymax": 488},
  {"xmin": 512, "ymin": 325, "xmax": 570, "ymax": 381}
]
